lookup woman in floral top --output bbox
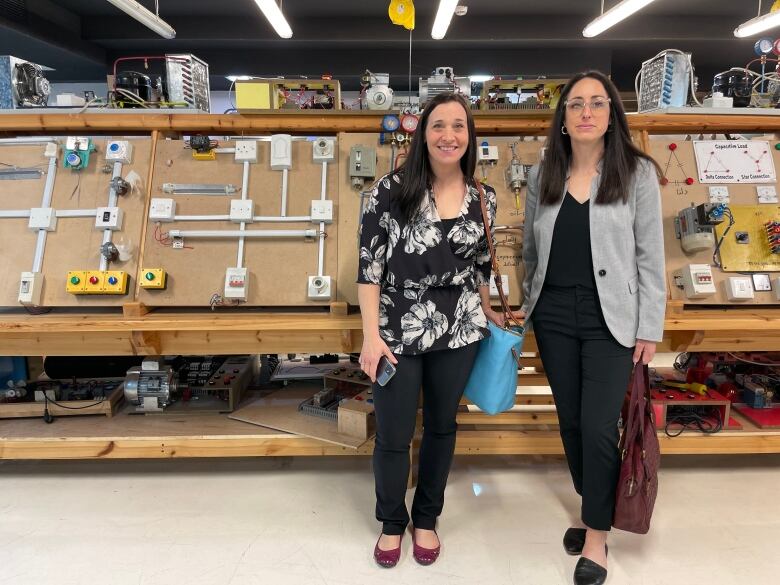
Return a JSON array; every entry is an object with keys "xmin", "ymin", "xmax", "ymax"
[{"xmin": 358, "ymin": 93, "xmax": 502, "ymax": 568}]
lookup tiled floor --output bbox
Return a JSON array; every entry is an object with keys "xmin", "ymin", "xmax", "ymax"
[{"xmin": 1, "ymin": 453, "xmax": 778, "ymax": 585}]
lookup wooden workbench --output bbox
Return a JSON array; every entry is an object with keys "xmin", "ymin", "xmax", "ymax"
[{"xmin": 1, "ymin": 110, "xmax": 780, "ymax": 460}]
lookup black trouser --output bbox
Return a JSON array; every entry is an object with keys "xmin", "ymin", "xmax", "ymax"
[
  {"xmin": 532, "ymin": 285, "xmax": 634, "ymax": 531},
  {"xmin": 372, "ymin": 342, "xmax": 479, "ymax": 535}
]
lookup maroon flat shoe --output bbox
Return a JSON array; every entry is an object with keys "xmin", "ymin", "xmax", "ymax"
[
  {"xmin": 411, "ymin": 529, "xmax": 440, "ymax": 566},
  {"xmin": 373, "ymin": 534, "xmax": 402, "ymax": 568}
]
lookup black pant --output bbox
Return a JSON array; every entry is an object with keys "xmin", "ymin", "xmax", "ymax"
[
  {"xmin": 372, "ymin": 342, "xmax": 479, "ymax": 535},
  {"xmin": 532, "ymin": 285, "xmax": 634, "ymax": 531}
]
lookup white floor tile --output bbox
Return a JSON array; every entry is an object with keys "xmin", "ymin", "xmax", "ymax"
[{"xmin": 0, "ymin": 454, "xmax": 778, "ymax": 585}]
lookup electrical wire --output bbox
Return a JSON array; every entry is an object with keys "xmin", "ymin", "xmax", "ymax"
[
  {"xmin": 665, "ymin": 407, "xmax": 723, "ymax": 437},
  {"xmin": 711, "ymin": 207, "xmax": 735, "ymax": 269},
  {"xmin": 727, "ymin": 352, "xmax": 780, "ymax": 367}
]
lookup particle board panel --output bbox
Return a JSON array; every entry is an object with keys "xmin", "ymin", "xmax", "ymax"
[
  {"xmin": 0, "ymin": 138, "xmax": 151, "ymax": 307},
  {"xmin": 336, "ymin": 133, "xmax": 543, "ymax": 307},
  {"xmin": 139, "ymin": 138, "xmax": 338, "ymax": 306},
  {"xmin": 650, "ymin": 137, "xmax": 780, "ymax": 306}
]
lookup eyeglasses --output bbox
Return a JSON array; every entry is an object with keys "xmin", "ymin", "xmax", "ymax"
[{"xmin": 564, "ymin": 98, "xmax": 611, "ymax": 113}]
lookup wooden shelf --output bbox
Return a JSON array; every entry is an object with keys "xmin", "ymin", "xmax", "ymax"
[
  {"xmin": 2, "ymin": 111, "xmax": 780, "ymax": 136},
  {"xmin": 2, "ymin": 307, "xmax": 780, "ymax": 355},
  {"xmin": 2, "ymin": 404, "xmax": 776, "ymax": 460}
]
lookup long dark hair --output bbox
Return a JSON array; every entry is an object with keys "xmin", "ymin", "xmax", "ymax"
[
  {"xmin": 539, "ymin": 70, "xmax": 661, "ymax": 206},
  {"xmin": 394, "ymin": 92, "xmax": 477, "ymax": 223}
]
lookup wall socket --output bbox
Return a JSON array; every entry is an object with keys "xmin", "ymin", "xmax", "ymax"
[{"xmin": 235, "ymin": 140, "xmax": 258, "ymax": 163}]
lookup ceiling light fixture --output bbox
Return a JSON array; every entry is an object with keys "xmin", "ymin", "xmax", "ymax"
[
  {"xmin": 432, "ymin": 0, "xmax": 459, "ymax": 40},
  {"xmin": 735, "ymin": 1, "xmax": 780, "ymax": 38},
  {"xmin": 105, "ymin": 0, "xmax": 176, "ymax": 39},
  {"xmin": 582, "ymin": 0, "xmax": 658, "ymax": 38},
  {"xmin": 253, "ymin": 0, "xmax": 293, "ymax": 39}
]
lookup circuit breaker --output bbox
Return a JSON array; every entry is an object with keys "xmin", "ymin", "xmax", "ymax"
[
  {"xmin": 680, "ymin": 264, "xmax": 716, "ymax": 299},
  {"xmin": 224, "ymin": 267, "xmax": 248, "ymax": 300},
  {"xmin": 18, "ymin": 272, "xmax": 42, "ymax": 306}
]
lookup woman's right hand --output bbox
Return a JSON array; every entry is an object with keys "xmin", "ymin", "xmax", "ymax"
[{"xmin": 359, "ymin": 334, "xmax": 398, "ymax": 383}]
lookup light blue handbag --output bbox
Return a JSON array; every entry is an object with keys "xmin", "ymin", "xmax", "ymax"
[
  {"xmin": 464, "ymin": 321, "xmax": 525, "ymax": 414},
  {"xmin": 463, "ymin": 180, "xmax": 525, "ymax": 415}
]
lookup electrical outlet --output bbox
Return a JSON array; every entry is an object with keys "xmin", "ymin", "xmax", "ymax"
[
  {"xmin": 312, "ymin": 137, "xmax": 335, "ymax": 162},
  {"xmin": 105, "ymin": 140, "xmax": 133, "ymax": 164},
  {"xmin": 311, "ymin": 200, "xmax": 333, "ymax": 223},
  {"xmin": 757, "ymin": 185, "xmax": 778, "ymax": 204},
  {"xmin": 229, "ymin": 199, "xmax": 254, "ymax": 223},
  {"xmin": 149, "ymin": 198, "xmax": 176, "ymax": 222},
  {"xmin": 308, "ymin": 275, "xmax": 332, "ymax": 300},
  {"xmin": 28, "ymin": 207, "xmax": 57, "ymax": 231},
  {"xmin": 235, "ymin": 140, "xmax": 258, "ymax": 163},
  {"xmin": 270, "ymin": 134, "xmax": 292, "ymax": 170},
  {"xmin": 725, "ymin": 276, "xmax": 754, "ymax": 301},
  {"xmin": 708, "ymin": 185, "xmax": 729, "ymax": 204},
  {"xmin": 95, "ymin": 207, "xmax": 123, "ymax": 230}
]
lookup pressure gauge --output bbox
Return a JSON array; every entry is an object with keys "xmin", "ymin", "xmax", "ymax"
[
  {"xmin": 755, "ymin": 37, "xmax": 774, "ymax": 56},
  {"xmin": 400, "ymin": 113, "xmax": 419, "ymax": 134},
  {"xmin": 381, "ymin": 114, "xmax": 400, "ymax": 132}
]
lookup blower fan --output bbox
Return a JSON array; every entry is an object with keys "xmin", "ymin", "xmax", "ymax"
[{"xmin": 13, "ymin": 61, "xmax": 50, "ymax": 107}]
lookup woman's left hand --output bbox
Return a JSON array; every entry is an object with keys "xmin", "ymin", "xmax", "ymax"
[
  {"xmin": 483, "ymin": 307, "xmax": 505, "ymax": 327},
  {"xmin": 633, "ymin": 339, "xmax": 657, "ymax": 365}
]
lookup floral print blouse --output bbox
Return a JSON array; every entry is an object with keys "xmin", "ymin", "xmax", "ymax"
[{"xmin": 357, "ymin": 172, "xmax": 497, "ymax": 355}]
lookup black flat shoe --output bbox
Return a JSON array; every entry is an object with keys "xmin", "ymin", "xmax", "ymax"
[
  {"xmin": 573, "ymin": 556, "xmax": 607, "ymax": 585},
  {"xmin": 563, "ymin": 527, "xmax": 586, "ymax": 555}
]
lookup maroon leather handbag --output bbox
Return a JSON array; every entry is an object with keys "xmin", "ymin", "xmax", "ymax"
[{"xmin": 613, "ymin": 364, "xmax": 660, "ymax": 534}]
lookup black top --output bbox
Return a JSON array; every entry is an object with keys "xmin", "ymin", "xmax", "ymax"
[
  {"xmin": 545, "ymin": 192, "xmax": 597, "ymax": 289},
  {"xmin": 357, "ymin": 172, "xmax": 496, "ymax": 355}
]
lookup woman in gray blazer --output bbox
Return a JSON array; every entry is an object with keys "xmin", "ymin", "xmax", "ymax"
[{"xmin": 519, "ymin": 70, "xmax": 665, "ymax": 585}]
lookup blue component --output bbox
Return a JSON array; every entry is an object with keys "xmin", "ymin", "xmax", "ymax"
[
  {"xmin": 481, "ymin": 140, "xmax": 489, "ymax": 146},
  {"xmin": 109, "ymin": 143, "xmax": 120, "ymax": 152},
  {"xmin": 108, "ymin": 276, "xmax": 118, "ymax": 285},
  {"xmin": 65, "ymin": 151, "xmax": 82, "ymax": 168},
  {"xmin": 381, "ymin": 114, "xmax": 400, "ymax": 133}
]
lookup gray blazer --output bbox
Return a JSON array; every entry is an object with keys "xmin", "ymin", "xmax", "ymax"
[{"xmin": 520, "ymin": 159, "xmax": 666, "ymax": 348}]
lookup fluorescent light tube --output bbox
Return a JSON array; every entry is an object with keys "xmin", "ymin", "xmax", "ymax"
[
  {"xmin": 432, "ymin": 0, "xmax": 459, "ymax": 39},
  {"xmin": 469, "ymin": 75, "xmax": 493, "ymax": 83},
  {"xmin": 735, "ymin": 10, "xmax": 780, "ymax": 38},
  {"xmin": 106, "ymin": 0, "xmax": 176, "ymax": 39},
  {"xmin": 582, "ymin": 0, "xmax": 658, "ymax": 38},
  {"xmin": 253, "ymin": 0, "xmax": 293, "ymax": 39}
]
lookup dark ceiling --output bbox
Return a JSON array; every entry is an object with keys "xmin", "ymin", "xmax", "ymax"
[{"xmin": 0, "ymin": 0, "xmax": 770, "ymax": 94}]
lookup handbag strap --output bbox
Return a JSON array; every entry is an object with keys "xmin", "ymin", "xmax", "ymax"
[
  {"xmin": 622, "ymin": 364, "xmax": 653, "ymax": 459},
  {"xmin": 475, "ymin": 180, "xmax": 523, "ymax": 330}
]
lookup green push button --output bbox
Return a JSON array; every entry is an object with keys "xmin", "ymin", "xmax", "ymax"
[
  {"xmin": 70, "ymin": 276, "xmax": 80, "ymax": 285},
  {"xmin": 145, "ymin": 272, "xmax": 155, "ymax": 281}
]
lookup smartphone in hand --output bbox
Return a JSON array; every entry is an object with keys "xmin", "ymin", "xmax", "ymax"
[{"xmin": 376, "ymin": 355, "xmax": 397, "ymax": 387}]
